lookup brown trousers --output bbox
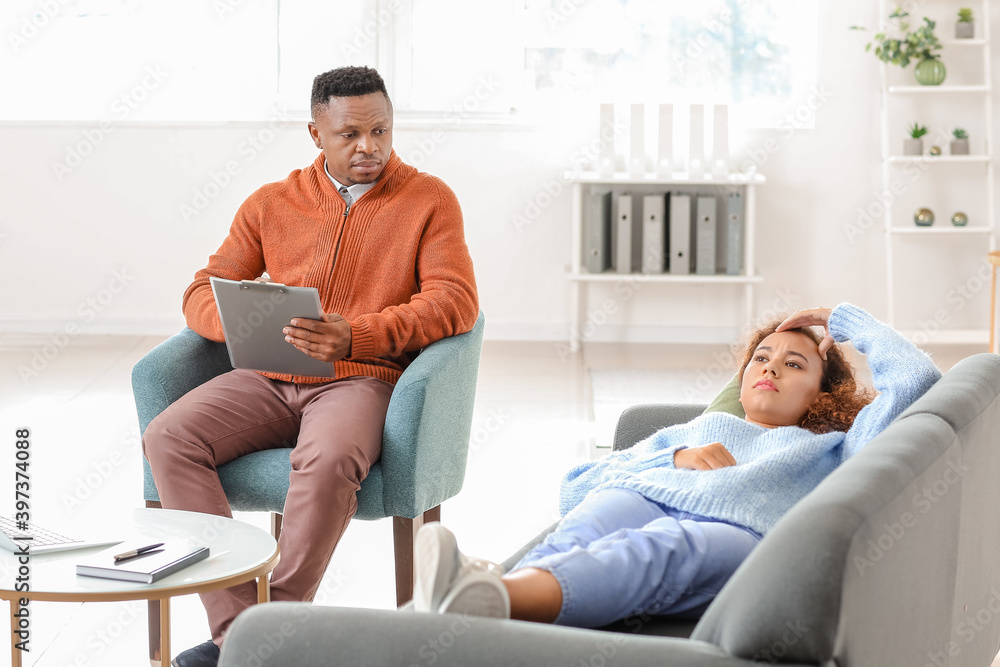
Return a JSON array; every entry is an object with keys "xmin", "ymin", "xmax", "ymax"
[{"xmin": 142, "ymin": 369, "xmax": 393, "ymax": 644}]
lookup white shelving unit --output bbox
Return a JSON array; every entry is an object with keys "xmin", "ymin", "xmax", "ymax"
[
  {"xmin": 878, "ymin": 0, "xmax": 997, "ymax": 345},
  {"xmin": 566, "ymin": 172, "xmax": 764, "ymax": 350}
]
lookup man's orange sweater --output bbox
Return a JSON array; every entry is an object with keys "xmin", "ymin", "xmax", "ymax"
[{"xmin": 182, "ymin": 150, "xmax": 479, "ymax": 385}]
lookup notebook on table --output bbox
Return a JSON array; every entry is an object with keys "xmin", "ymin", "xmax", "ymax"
[{"xmin": 76, "ymin": 540, "xmax": 210, "ymax": 583}]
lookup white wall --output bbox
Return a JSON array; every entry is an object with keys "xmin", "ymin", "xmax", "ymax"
[{"xmin": 0, "ymin": 0, "xmax": 995, "ymax": 344}]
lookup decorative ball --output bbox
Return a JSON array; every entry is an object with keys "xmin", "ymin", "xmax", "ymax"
[
  {"xmin": 951, "ymin": 211, "xmax": 969, "ymax": 227},
  {"xmin": 914, "ymin": 208, "xmax": 935, "ymax": 226},
  {"xmin": 930, "ymin": 145, "xmax": 942, "ymax": 156}
]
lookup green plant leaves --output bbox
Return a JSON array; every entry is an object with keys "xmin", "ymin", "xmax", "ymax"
[{"xmin": 855, "ymin": 9, "xmax": 941, "ymax": 68}]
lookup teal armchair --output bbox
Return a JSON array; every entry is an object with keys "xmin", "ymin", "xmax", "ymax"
[{"xmin": 132, "ymin": 311, "xmax": 485, "ymax": 661}]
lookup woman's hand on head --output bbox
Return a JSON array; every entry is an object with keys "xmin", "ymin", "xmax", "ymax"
[
  {"xmin": 674, "ymin": 442, "xmax": 737, "ymax": 470},
  {"xmin": 776, "ymin": 307, "xmax": 834, "ymax": 360}
]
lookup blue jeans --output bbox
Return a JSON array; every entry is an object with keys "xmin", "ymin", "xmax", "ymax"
[{"xmin": 512, "ymin": 488, "xmax": 761, "ymax": 628}]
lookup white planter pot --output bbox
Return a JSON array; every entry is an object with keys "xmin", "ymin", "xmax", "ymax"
[
  {"xmin": 950, "ymin": 139, "xmax": 970, "ymax": 155},
  {"xmin": 903, "ymin": 138, "xmax": 924, "ymax": 156},
  {"xmin": 956, "ymin": 21, "xmax": 974, "ymax": 38}
]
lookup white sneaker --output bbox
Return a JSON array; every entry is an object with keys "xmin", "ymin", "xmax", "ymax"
[
  {"xmin": 438, "ymin": 569, "xmax": 510, "ymax": 618},
  {"xmin": 413, "ymin": 523, "xmax": 510, "ymax": 619},
  {"xmin": 413, "ymin": 523, "xmax": 461, "ymax": 612}
]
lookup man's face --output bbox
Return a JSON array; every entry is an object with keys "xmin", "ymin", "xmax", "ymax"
[
  {"xmin": 739, "ymin": 331, "xmax": 827, "ymax": 428},
  {"xmin": 308, "ymin": 92, "xmax": 393, "ymax": 185}
]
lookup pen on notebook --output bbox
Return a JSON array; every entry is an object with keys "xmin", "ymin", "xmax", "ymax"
[{"xmin": 113, "ymin": 542, "xmax": 165, "ymax": 562}]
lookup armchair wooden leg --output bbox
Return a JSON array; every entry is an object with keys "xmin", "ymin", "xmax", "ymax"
[
  {"xmin": 393, "ymin": 506, "xmax": 441, "ymax": 608},
  {"xmin": 270, "ymin": 512, "xmax": 283, "ymax": 540}
]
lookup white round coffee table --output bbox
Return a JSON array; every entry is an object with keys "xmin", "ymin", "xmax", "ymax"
[{"xmin": 0, "ymin": 508, "xmax": 279, "ymax": 667}]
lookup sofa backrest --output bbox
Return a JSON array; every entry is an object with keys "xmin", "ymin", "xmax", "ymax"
[{"xmin": 691, "ymin": 353, "xmax": 1000, "ymax": 666}]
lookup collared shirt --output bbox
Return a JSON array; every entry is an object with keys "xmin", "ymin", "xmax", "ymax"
[{"xmin": 325, "ymin": 161, "xmax": 378, "ymax": 205}]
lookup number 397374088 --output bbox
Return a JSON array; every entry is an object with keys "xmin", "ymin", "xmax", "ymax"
[{"xmin": 14, "ymin": 428, "xmax": 30, "ymax": 520}]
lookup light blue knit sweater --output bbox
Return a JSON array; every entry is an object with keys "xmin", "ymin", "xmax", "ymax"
[{"xmin": 560, "ymin": 304, "xmax": 942, "ymax": 536}]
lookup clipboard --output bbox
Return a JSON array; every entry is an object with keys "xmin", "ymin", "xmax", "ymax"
[{"xmin": 209, "ymin": 277, "xmax": 336, "ymax": 378}]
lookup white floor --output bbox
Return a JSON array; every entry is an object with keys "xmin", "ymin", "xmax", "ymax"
[{"xmin": 0, "ymin": 333, "xmax": 988, "ymax": 666}]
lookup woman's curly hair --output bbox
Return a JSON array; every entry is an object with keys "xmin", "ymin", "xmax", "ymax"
[{"xmin": 737, "ymin": 318, "xmax": 876, "ymax": 434}]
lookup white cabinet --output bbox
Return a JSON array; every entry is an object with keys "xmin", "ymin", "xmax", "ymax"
[
  {"xmin": 877, "ymin": 0, "xmax": 996, "ymax": 344},
  {"xmin": 566, "ymin": 172, "xmax": 764, "ymax": 350}
]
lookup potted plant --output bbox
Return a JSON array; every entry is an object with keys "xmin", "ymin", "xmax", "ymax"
[
  {"xmin": 951, "ymin": 128, "xmax": 970, "ymax": 155},
  {"xmin": 852, "ymin": 7, "xmax": 945, "ymax": 85},
  {"xmin": 956, "ymin": 8, "xmax": 974, "ymax": 39},
  {"xmin": 905, "ymin": 123, "xmax": 927, "ymax": 155}
]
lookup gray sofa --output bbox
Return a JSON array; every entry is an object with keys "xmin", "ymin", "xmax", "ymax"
[{"xmin": 218, "ymin": 352, "xmax": 1000, "ymax": 667}]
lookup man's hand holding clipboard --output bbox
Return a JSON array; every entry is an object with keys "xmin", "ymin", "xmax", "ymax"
[{"xmin": 283, "ymin": 313, "xmax": 352, "ymax": 363}]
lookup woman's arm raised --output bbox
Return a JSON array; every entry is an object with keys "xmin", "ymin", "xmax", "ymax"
[{"xmin": 803, "ymin": 303, "xmax": 941, "ymax": 460}]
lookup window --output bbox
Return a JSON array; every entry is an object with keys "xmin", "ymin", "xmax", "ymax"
[
  {"xmin": 1, "ymin": 0, "xmax": 817, "ymax": 127},
  {"xmin": 2, "ymin": 0, "xmax": 279, "ymax": 121},
  {"xmin": 275, "ymin": 0, "xmax": 377, "ymax": 113},
  {"xmin": 386, "ymin": 0, "xmax": 522, "ymax": 119},
  {"xmin": 388, "ymin": 0, "xmax": 819, "ymax": 128},
  {"xmin": 519, "ymin": 0, "xmax": 820, "ymax": 128}
]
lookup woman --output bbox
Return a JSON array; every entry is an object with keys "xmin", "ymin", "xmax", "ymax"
[{"xmin": 413, "ymin": 304, "xmax": 941, "ymax": 627}]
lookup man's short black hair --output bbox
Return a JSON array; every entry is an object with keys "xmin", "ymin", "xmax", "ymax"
[{"xmin": 311, "ymin": 66, "xmax": 391, "ymax": 117}]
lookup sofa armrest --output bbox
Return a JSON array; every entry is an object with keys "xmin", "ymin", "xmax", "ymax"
[
  {"xmin": 613, "ymin": 404, "xmax": 707, "ymax": 451},
  {"xmin": 380, "ymin": 311, "xmax": 485, "ymax": 517},
  {"xmin": 218, "ymin": 604, "xmax": 809, "ymax": 667},
  {"xmin": 132, "ymin": 327, "xmax": 234, "ymax": 435}
]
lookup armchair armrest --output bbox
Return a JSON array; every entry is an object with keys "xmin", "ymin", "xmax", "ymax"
[
  {"xmin": 613, "ymin": 404, "xmax": 707, "ymax": 451},
  {"xmin": 132, "ymin": 328, "xmax": 233, "ymax": 435},
  {"xmin": 380, "ymin": 311, "xmax": 485, "ymax": 517}
]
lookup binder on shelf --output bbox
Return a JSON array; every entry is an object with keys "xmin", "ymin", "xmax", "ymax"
[
  {"xmin": 630, "ymin": 193, "xmax": 643, "ymax": 272},
  {"xmin": 668, "ymin": 192, "xmax": 691, "ymax": 275},
  {"xmin": 641, "ymin": 195, "xmax": 666, "ymax": 273},
  {"xmin": 583, "ymin": 190, "xmax": 613, "ymax": 274},
  {"xmin": 726, "ymin": 191, "xmax": 743, "ymax": 275},
  {"xmin": 695, "ymin": 195, "xmax": 717, "ymax": 275},
  {"xmin": 613, "ymin": 193, "xmax": 633, "ymax": 273}
]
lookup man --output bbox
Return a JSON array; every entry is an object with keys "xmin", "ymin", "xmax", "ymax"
[{"xmin": 143, "ymin": 65, "xmax": 478, "ymax": 667}]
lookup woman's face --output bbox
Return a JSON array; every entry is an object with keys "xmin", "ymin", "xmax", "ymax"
[{"xmin": 740, "ymin": 331, "xmax": 828, "ymax": 428}]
